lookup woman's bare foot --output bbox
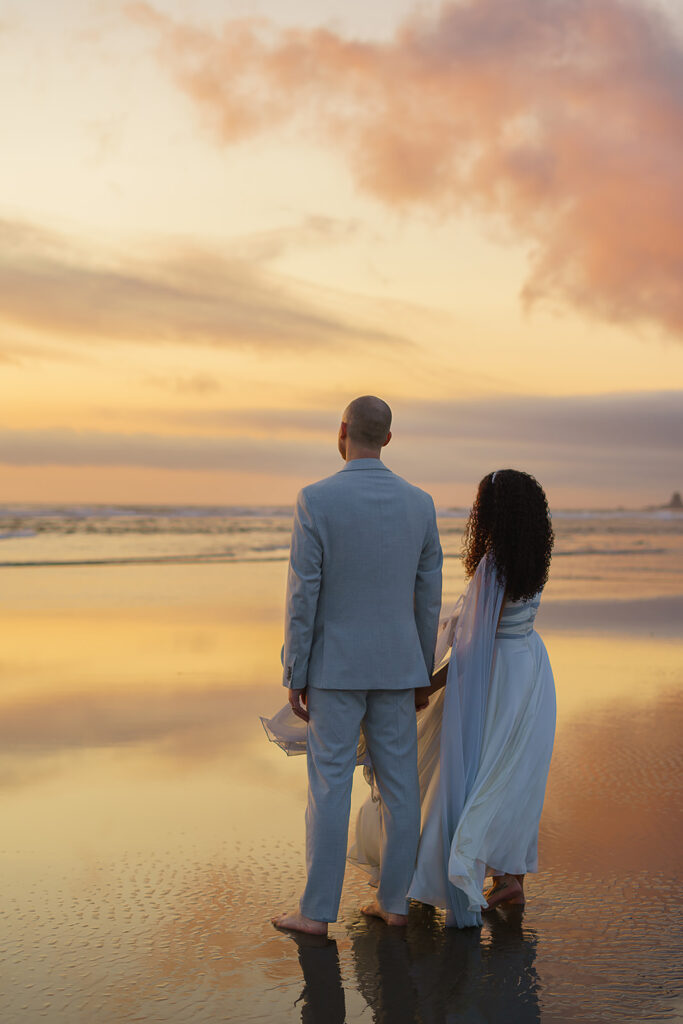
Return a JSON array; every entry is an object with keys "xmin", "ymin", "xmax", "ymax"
[
  {"xmin": 361, "ymin": 900, "xmax": 408, "ymax": 926},
  {"xmin": 271, "ymin": 910, "xmax": 328, "ymax": 935},
  {"xmin": 483, "ymin": 874, "xmax": 524, "ymax": 910},
  {"xmin": 506, "ymin": 874, "xmax": 526, "ymax": 905}
]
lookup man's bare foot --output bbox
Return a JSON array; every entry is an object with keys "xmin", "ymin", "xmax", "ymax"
[
  {"xmin": 361, "ymin": 900, "xmax": 408, "ymax": 926},
  {"xmin": 483, "ymin": 874, "xmax": 524, "ymax": 910},
  {"xmin": 271, "ymin": 910, "xmax": 328, "ymax": 935}
]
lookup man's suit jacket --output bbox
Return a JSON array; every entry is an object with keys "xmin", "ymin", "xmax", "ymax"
[{"xmin": 283, "ymin": 458, "xmax": 443, "ymax": 691}]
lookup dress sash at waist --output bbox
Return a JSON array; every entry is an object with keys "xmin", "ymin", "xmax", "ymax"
[{"xmin": 495, "ymin": 627, "xmax": 534, "ymax": 640}]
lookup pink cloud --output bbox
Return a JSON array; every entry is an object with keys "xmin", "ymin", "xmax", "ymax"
[{"xmin": 130, "ymin": 0, "xmax": 683, "ymax": 337}]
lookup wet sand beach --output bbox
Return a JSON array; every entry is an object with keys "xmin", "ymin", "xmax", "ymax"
[{"xmin": 1, "ymin": 542, "xmax": 682, "ymax": 1022}]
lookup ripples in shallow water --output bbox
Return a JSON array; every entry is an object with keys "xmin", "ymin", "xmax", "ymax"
[
  {"xmin": 0, "ymin": 561, "xmax": 681, "ymax": 1023},
  {"xmin": 1, "ymin": 692, "xmax": 681, "ymax": 1023}
]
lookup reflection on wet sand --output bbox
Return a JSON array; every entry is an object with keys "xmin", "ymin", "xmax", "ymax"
[
  {"xmin": 0, "ymin": 562, "xmax": 681, "ymax": 1022},
  {"xmin": 293, "ymin": 935, "xmax": 346, "ymax": 1024},
  {"xmin": 349, "ymin": 904, "xmax": 539, "ymax": 1024},
  {"xmin": 282, "ymin": 902, "xmax": 540, "ymax": 1024}
]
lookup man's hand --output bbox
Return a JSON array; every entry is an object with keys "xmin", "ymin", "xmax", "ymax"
[
  {"xmin": 415, "ymin": 686, "xmax": 430, "ymax": 712},
  {"xmin": 289, "ymin": 687, "xmax": 310, "ymax": 723}
]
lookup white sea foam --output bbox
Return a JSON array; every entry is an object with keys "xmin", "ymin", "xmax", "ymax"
[{"xmin": 0, "ymin": 505, "xmax": 681, "ymax": 606}]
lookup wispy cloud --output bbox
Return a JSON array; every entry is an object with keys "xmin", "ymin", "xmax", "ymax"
[
  {"xmin": 0, "ymin": 427, "xmax": 328, "ymax": 475},
  {"xmin": 0, "ymin": 337, "xmax": 92, "ymax": 366},
  {"xmin": 0, "ymin": 217, "xmax": 407, "ymax": 353},
  {"xmin": 131, "ymin": 0, "xmax": 683, "ymax": 338},
  {"xmin": 228, "ymin": 215, "xmax": 362, "ymax": 264},
  {"xmin": 145, "ymin": 373, "xmax": 222, "ymax": 395}
]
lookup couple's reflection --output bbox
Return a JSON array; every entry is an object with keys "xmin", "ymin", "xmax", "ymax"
[{"xmin": 291, "ymin": 904, "xmax": 540, "ymax": 1024}]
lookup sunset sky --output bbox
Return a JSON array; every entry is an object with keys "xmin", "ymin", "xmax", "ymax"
[{"xmin": 1, "ymin": 0, "xmax": 682, "ymax": 508}]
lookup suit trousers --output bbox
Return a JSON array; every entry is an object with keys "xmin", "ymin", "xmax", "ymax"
[{"xmin": 299, "ymin": 687, "xmax": 420, "ymax": 922}]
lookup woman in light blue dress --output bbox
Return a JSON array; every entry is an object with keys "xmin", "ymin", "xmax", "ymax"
[{"xmin": 349, "ymin": 469, "xmax": 556, "ymax": 927}]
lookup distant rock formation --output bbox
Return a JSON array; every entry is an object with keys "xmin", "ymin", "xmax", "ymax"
[{"xmin": 645, "ymin": 492, "xmax": 682, "ymax": 511}]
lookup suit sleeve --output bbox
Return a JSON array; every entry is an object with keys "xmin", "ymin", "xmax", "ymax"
[
  {"xmin": 414, "ymin": 498, "xmax": 443, "ymax": 676},
  {"xmin": 282, "ymin": 488, "xmax": 323, "ymax": 689}
]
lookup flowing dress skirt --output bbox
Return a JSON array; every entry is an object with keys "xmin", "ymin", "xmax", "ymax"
[{"xmin": 349, "ymin": 629, "xmax": 556, "ymax": 917}]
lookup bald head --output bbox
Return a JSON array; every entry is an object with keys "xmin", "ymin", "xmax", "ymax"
[{"xmin": 341, "ymin": 395, "xmax": 392, "ymax": 456}]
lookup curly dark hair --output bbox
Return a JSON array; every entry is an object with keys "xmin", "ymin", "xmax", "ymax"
[{"xmin": 462, "ymin": 469, "xmax": 554, "ymax": 602}]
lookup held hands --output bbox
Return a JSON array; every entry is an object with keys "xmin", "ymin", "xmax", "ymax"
[
  {"xmin": 416, "ymin": 661, "xmax": 449, "ymax": 711},
  {"xmin": 415, "ymin": 686, "xmax": 430, "ymax": 712},
  {"xmin": 289, "ymin": 687, "xmax": 310, "ymax": 723}
]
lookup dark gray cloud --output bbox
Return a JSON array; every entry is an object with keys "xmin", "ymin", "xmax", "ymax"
[
  {"xmin": 393, "ymin": 391, "xmax": 683, "ymax": 450},
  {"xmin": 395, "ymin": 435, "xmax": 678, "ymax": 493},
  {"xmin": 0, "ymin": 217, "xmax": 407, "ymax": 352},
  {"xmin": 166, "ymin": 391, "xmax": 683, "ymax": 451},
  {"xmin": 391, "ymin": 391, "xmax": 683, "ymax": 491},
  {"xmin": 1, "ymin": 390, "xmax": 679, "ymax": 498}
]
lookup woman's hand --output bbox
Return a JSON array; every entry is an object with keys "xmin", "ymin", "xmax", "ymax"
[
  {"xmin": 429, "ymin": 661, "xmax": 449, "ymax": 694},
  {"xmin": 415, "ymin": 687, "xmax": 430, "ymax": 711}
]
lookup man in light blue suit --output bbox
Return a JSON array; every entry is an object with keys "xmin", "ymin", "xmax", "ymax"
[{"xmin": 272, "ymin": 396, "xmax": 442, "ymax": 935}]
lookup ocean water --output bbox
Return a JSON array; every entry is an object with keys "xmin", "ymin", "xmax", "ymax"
[{"xmin": 1, "ymin": 504, "xmax": 682, "ymax": 607}]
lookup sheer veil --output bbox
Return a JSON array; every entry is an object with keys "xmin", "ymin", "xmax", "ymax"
[{"xmin": 435, "ymin": 553, "xmax": 505, "ymax": 926}]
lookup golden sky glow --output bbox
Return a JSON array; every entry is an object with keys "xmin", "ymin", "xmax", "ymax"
[{"xmin": 1, "ymin": 0, "xmax": 682, "ymax": 506}]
